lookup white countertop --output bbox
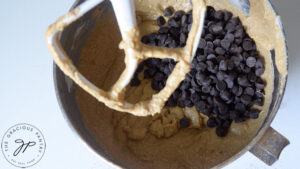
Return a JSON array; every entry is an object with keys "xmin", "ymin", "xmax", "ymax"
[{"xmin": 0, "ymin": 0, "xmax": 299, "ymax": 169}]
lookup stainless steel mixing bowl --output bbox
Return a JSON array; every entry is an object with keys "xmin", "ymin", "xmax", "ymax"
[{"xmin": 53, "ymin": 0, "xmax": 289, "ymax": 168}]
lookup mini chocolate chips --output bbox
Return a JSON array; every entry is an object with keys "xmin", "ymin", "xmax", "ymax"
[{"xmin": 130, "ymin": 6, "xmax": 265, "ymax": 137}]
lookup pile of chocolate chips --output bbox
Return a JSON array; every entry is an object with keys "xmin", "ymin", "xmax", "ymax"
[{"xmin": 130, "ymin": 7, "xmax": 265, "ymax": 137}]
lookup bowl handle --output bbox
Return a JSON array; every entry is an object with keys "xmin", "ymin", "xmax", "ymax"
[{"xmin": 249, "ymin": 127, "xmax": 289, "ymax": 165}]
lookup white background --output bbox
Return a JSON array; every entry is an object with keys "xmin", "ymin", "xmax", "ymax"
[{"xmin": 0, "ymin": 0, "xmax": 299, "ymax": 169}]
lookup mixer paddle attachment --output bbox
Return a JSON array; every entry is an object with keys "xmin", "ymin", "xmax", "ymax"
[{"xmin": 46, "ymin": 0, "xmax": 206, "ymax": 116}]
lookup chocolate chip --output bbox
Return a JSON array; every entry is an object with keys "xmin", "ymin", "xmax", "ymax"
[
  {"xmin": 246, "ymin": 57, "xmax": 256, "ymax": 68},
  {"xmin": 136, "ymin": 62, "xmax": 145, "ymax": 73},
  {"xmin": 191, "ymin": 92, "xmax": 200, "ymax": 103},
  {"xmin": 220, "ymin": 39, "xmax": 231, "ymax": 50},
  {"xmin": 224, "ymin": 78, "xmax": 234, "ymax": 88},
  {"xmin": 203, "ymin": 107, "xmax": 213, "ymax": 116},
  {"xmin": 202, "ymin": 85, "xmax": 211, "ymax": 93},
  {"xmin": 214, "ymin": 11, "xmax": 224, "ymax": 20},
  {"xmin": 222, "ymin": 120, "xmax": 232, "ymax": 128},
  {"xmin": 212, "ymin": 24, "xmax": 223, "ymax": 34},
  {"xmin": 207, "ymin": 6, "xmax": 216, "ymax": 19},
  {"xmin": 255, "ymin": 68, "xmax": 265, "ymax": 76},
  {"xmin": 207, "ymin": 54, "xmax": 216, "ymax": 60},
  {"xmin": 255, "ymin": 91, "xmax": 264, "ymax": 98},
  {"xmin": 210, "ymin": 76, "xmax": 218, "ymax": 84},
  {"xmin": 151, "ymin": 80, "xmax": 160, "ymax": 90},
  {"xmin": 234, "ymin": 29, "xmax": 244, "ymax": 38},
  {"xmin": 201, "ymin": 95, "xmax": 208, "ymax": 100},
  {"xmin": 163, "ymin": 66, "xmax": 172, "ymax": 75},
  {"xmin": 205, "ymin": 47, "xmax": 215, "ymax": 55},
  {"xmin": 187, "ymin": 13, "xmax": 193, "ymax": 24},
  {"xmin": 196, "ymin": 55, "xmax": 206, "ymax": 62},
  {"xmin": 195, "ymin": 100, "xmax": 206, "ymax": 111},
  {"xmin": 166, "ymin": 97, "xmax": 177, "ymax": 107},
  {"xmin": 187, "ymin": 24, "xmax": 192, "ymax": 32},
  {"xmin": 158, "ymin": 27, "xmax": 168, "ymax": 34},
  {"xmin": 229, "ymin": 110, "xmax": 238, "ymax": 120},
  {"xmin": 241, "ymin": 94, "xmax": 252, "ymax": 105},
  {"xmin": 165, "ymin": 36, "xmax": 173, "ymax": 45},
  {"xmin": 216, "ymin": 126, "xmax": 227, "ymax": 137},
  {"xmin": 206, "ymin": 41, "xmax": 214, "ymax": 48},
  {"xmin": 180, "ymin": 117, "xmax": 190, "ymax": 128},
  {"xmin": 219, "ymin": 113, "xmax": 229, "ymax": 121},
  {"xmin": 235, "ymin": 38, "xmax": 243, "ymax": 45},
  {"xmin": 235, "ymin": 102, "xmax": 245, "ymax": 112},
  {"xmin": 130, "ymin": 74, "xmax": 140, "ymax": 86},
  {"xmin": 216, "ymin": 80, "xmax": 226, "ymax": 91},
  {"xmin": 148, "ymin": 33, "xmax": 157, "ymax": 41},
  {"xmin": 181, "ymin": 24, "xmax": 189, "ymax": 34},
  {"xmin": 234, "ymin": 96, "xmax": 241, "ymax": 103},
  {"xmin": 164, "ymin": 7, "xmax": 173, "ymax": 17},
  {"xmin": 181, "ymin": 15, "xmax": 187, "ymax": 25},
  {"xmin": 236, "ymin": 86, "xmax": 243, "ymax": 96},
  {"xmin": 202, "ymin": 78, "xmax": 212, "ymax": 86},
  {"xmin": 168, "ymin": 39, "xmax": 178, "ymax": 48},
  {"xmin": 154, "ymin": 72, "xmax": 164, "ymax": 81},
  {"xmin": 237, "ymin": 76, "xmax": 250, "ymax": 87},
  {"xmin": 217, "ymin": 71, "xmax": 226, "ymax": 81},
  {"xmin": 244, "ymin": 87, "xmax": 255, "ymax": 96},
  {"xmin": 141, "ymin": 36, "xmax": 150, "ymax": 44},
  {"xmin": 248, "ymin": 72, "xmax": 257, "ymax": 82},
  {"xmin": 242, "ymin": 40, "xmax": 253, "ymax": 51},
  {"xmin": 227, "ymin": 60, "xmax": 234, "ymax": 70},
  {"xmin": 196, "ymin": 72, "xmax": 206, "ymax": 81},
  {"xmin": 169, "ymin": 27, "xmax": 180, "ymax": 37},
  {"xmin": 255, "ymin": 58, "xmax": 264, "ymax": 68},
  {"xmin": 180, "ymin": 33, "xmax": 187, "ymax": 45},
  {"xmin": 254, "ymin": 98, "xmax": 263, "ymax": 106},
  {"xmin": 220, "ymin": 90, "xmax": 231, "ymax": 101},
  {"xmin": 225, "ymin": 23, "xmax": 235, "ymax": 32},
  {"xmin": 184, "ymin": 99, "xmax": 194, "ymax": 107},
  {"xmin": 198, "ymin": 39, "xmax": 206, "ymax": 49},
  {"xmin": 231, "ymin": 55, "xmax": 241, "ymax": 66},
  {"xmin": 241, "ymin": 64, "xmax": 251, "ymax": 73},
  {"xmin": 180, "ymin": 90, "xmax": 189, "ymax": 100},
  {"xmin": 180, "ymin": 82, "xmax": 190, "ymax": 90},
  {"xmin": 230, "ymin": 17, "xmax": 240, "ymax": 25},
  {"xmin": 229, "ymin": 44, "xmax": 239, "ymax": 54},
  {"xmin": 213, "ymin": 39, "xmax": 221, "ymax": 47},
  {"xmin": 234, "ymin": 117, "xmax": 245, "ymax": 123},
  {"xmin": 255, "ymin": 82, "xmax": 265, "ymax": 90},
  {"xmin": 174, "ymin": 11, "xmax": 184, "ymax": 21},
  {"xmin": 178, "ymin": 100, "xmax": 185, "ymax": 107},
  {"xmin": 168, "ymin": 18, "xmax": 179, "ymax": 28},
  {"xmin": 172, "ymin": 89, "xmax": 180, "ymax": 99},
  {"xmin": 207, "ymin": 117, "xmax": 217, "ymax": 128},
  {"xmin": 215, "ymin": 47, "xmax": 225, "ymax": 55},
  {"xmin": 210, "ymin": 87, "xmax": 218, "ymax": 96},
  {"xmin": 159, "ymin": 36, "xmax": 170, "ymax": 45},
  {"xmin": 205, "ymin": 34, "xmax": 214, "ymax": 41},
  {"xmin": 215, "ymin": 117, "xmax": 224, "ymax": 126},
  {"xmin": 216, "ymin": 55, "xmax": 225, "ymax": 63},
  {"xmin": 157, "ymin": 16, "xmax": 166, "ymax": 27},
  {"xmin": 249, "ymin": 109, "xmax": 259, "ymax": 119},
  {"xmin": 223, "ymin": 11, "xmax": 232, "ymax": 22},
  {"xmin": 226, "ymin": 97, "xmax": 234, "ymax": 104},
  {"xmin": 219, "ymin": 60, "xmax": 227, "ymax": 71},
  {"xmin": 168, "ymin": 63, "xmax": 175, "ymax": 71},
  {"xmin": 196, "ymin": 62, "xmax": 207, "ymax": 71}
]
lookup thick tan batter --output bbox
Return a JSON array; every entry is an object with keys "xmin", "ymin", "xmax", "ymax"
[{"xmin": 76, "ymin": 0, "xmax": 287, "ymax": 168}]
